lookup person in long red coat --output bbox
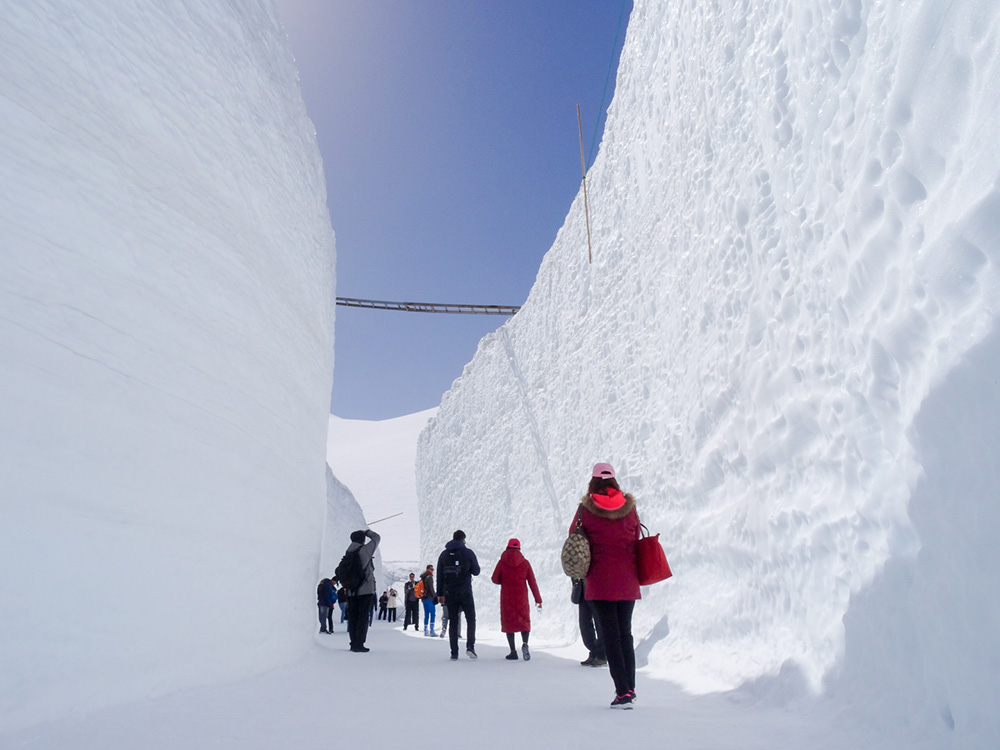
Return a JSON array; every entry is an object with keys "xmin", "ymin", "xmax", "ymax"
[
  {"xmin": 570, "ymin": 462, "xmax": 641, "ymax": 709},
  {"xmin": 491, "ymin": 539, "xmax": 543, "ymax": 661}
]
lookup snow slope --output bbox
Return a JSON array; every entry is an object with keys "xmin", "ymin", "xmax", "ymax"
[
  {"xmin": 417, "ymin": 0, "xmax": 1000, "ymax": 746},
  {"xmin": 327, "ymin": 409, "xmax": 437, "ymax": 563},
  {"xmin": 0, "ymin": 1, "xmax": 335, "ymax": 732},
  {"xmin": 321, "ymin": 466, "xmax": 373, "ymax": 578}
]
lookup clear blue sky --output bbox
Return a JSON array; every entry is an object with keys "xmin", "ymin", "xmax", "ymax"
[{"xmin": 274, "ymin": 1, "xmax": 632, "ymax": 420}]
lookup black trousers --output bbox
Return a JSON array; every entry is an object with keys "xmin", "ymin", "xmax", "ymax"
[
  {"xmin": 404, "ymin": 600, "xmax": 420, "ymax": 629},
  {"xmin": 506, "ymin": 632, "xmax": 529, "ymax": 650},
  {"xmin": 592, "ymin": 600, "xmax": 636, "ymax": 695},
  {"xmin": 347, "ymin": 594, "xmax": 375, "ymax": 649},
  {"xmin": 579, "ymin": 599, "xmax": 606, "ymax": 660},
  {"xmin": 446, "ymin": 595, "xmax": 476, "ymax": 656}
]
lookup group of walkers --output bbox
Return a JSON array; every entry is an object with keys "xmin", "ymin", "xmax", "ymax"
[{"xmin": 316, "ymin": 462, "xmax": 642, "ymax": 710}]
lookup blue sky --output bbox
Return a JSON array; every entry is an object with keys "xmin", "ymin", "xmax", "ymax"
[{"xmin": 274, "ymin": 1, "xmax": 631, "ymax": 420}]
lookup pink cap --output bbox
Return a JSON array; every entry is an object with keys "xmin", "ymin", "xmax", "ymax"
[
  {"xmin": 592, "ymin": 462, "xmax": 616, "ymax": 479},
  {"xmin": 507, "ymin": 538, "xmax": 520, "ymax": 549}
]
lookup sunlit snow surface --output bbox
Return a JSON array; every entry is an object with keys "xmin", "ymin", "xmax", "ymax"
[
  {"xmin": 0, "ymin": 0, "xmax": 335, "ymax": 732},
  {"xmin": 418, "ymin": 0, "xmax": 1000, "ymax": 744}
]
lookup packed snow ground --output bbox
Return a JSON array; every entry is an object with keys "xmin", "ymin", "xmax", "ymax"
[{"xmin": 0, "ymin": 625, "xmax": 896, "ymax": 750}]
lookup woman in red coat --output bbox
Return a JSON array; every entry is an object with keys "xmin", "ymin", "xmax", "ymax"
[
  {"xmin": 570, "ymin": 462, "xmax": 641, "ymax": 708},
  {"xmin": 491, "ymin": 539, "xmax": 543, "ymax": 661}
]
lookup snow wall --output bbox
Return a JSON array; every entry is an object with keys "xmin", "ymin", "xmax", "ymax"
[
  {"xmin": 322, "ymin": 466, "xmax": 382, "ymax": 584},
  {"xmin": 417, "ymin": 0, "xmax": 1000, "ymax": 746},
  {"xmin": 0, "ymin": 1, "xmax": 335, "ymax": 732}
]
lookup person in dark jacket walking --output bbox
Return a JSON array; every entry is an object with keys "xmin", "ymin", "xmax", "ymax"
[
  {"xmin": 378, "ymin": 591, "xmax": 389, "ymax": 620},
  {"xmin": 317, "ymin": 577, "xmax": 337, "ymax": 634},
  {"xmin": 491, "ymin": 539, "xmax": 543, "ymax": 661},
  {"xmin": 569, "ymin": 463, "xmax": 641, "ymax": 708},
  {"xmin": 436, "ymin": 530, "xmax": 481, "ymax": 660}
]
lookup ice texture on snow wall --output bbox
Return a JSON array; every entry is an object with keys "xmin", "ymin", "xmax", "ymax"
[
  {"xmin": 0, "ymin": 1, "xmax": 335, "ymax": 731},
  {"xmin": 418, "ymin": 0, "xmax": 1000, "ymax": 743}
]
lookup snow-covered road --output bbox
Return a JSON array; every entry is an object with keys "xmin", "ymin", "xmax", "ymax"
[{"xmin": 3, "ymin": 623, "xmax": 884, "ymax": 750}]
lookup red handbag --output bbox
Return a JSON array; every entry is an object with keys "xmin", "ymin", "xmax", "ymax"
[{"xmin": 637, "ymin": 523, "xmax": 672, "ymax": 585}]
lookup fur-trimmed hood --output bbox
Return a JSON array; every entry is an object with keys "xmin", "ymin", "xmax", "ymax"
[{"xmin": 579, "ymin": 491, "xmax": 636, "ymax": 520}]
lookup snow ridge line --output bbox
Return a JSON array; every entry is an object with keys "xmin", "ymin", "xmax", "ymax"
[{"xmin": 500, "ymin": 327, "xmax": 562, "ymax": 535}]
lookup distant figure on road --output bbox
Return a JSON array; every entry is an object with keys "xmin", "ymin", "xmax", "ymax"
[
  {"xmin": 491, "ymin": 538, "xmax": 542, "ymax": 661},
  {"xmin": 403, "ymin": 572, "xmax": 421, "ymax": 630},
  {"xmin": 386, "ymin": 587, "xmax": 398, "ymax": 623},
  {"xmin": 316, "ymin": 577, "xmax": 337, "ymax": 634},
  {"xmin": 337, "ymin": 584, "xmax": 348, "ymax": 624},
  {"xmin": 378, "ymin": 591, "xmax": 389, "ymax": 620},
  {"xmin": 420, "ymin": 564, "xmax": 437, "ymax": 636}
]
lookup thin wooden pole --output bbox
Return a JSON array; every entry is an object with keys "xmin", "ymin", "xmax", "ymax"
[
  {"xmin": 365, "ymin": 512, "xmax": 403, "ymax": 526},
  {"xmin": 577, "ymin": 104, "xmax": 594, "ymax": 264}
]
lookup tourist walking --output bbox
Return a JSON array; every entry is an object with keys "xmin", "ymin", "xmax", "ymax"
[
  {"xmin": 316, "ymin": 577, "xmax": 337, "ymax": 634},
  {"xmin": 386, "ymin": 587, "xmax": 398, "ymax": 623},
  {"xmin": 436, "ymin": 530, "xmax": 480, "ymax": 660},
  {"xmin": 491, "ymin": 539, "xmax": 542, "ymax": 661},
  {"xmin": 420, "ymin": 564, "xmax": 437, "ymax": 636},
  {"xmin": 569, "ymin": 463, "xmax": 641, "ymax": 708},
  {"xmin": 378, "ymin": 591, "xmax": 389, "ymax": 620},
  {"xmin": 403, "ymin": 573, "xmax": 421, "ymax": 630},
  {"xmin": 337, "ymin": 583, "xmax": 348, "ymax": 624}
]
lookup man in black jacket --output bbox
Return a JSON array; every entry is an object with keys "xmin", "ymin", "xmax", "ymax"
[
  {"xmin": 402, "ymin": 572, "xmax": 420, "ymax": 630},
  {"xmin": 436, "ymin": 530, "xmax": 480, "ymax": 660}
]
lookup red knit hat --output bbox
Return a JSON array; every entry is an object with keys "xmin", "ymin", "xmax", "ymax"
[{"xmin": 507, "ymin": 538, "xmax": 520, "ymax": 549}]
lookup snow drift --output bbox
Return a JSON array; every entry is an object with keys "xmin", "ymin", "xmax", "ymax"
[
  {"xmin": 0, "ymin": 1, "xmax": 335, "ymax": 731},
  {"xmin": 417, "ymin": 0, "xmax": 1000, "ymax": 746}
]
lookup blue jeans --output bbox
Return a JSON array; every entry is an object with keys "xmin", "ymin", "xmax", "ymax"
[
  {"xmin": 318, "ymin": 605, "xmax": 333, "ymax": 631},
  {"xmin": 422, "ymin": 598, "xmax": 436, "ymax": 629}
]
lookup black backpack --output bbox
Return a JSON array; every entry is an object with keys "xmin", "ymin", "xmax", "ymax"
[
  {"xmin": 335, "ymin": 547, "xmax": 366, "ymax": 592},
  {"xmin": 440, "ymin": 547, "xmax": 469, "ymax": 593}
]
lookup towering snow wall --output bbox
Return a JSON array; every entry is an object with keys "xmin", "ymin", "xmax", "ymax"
[
  {"xmin": 418, "ymin": 0, "xmax": 1000, "ymax": 745},
  {"xmin": 322, "ymin": 466, "xmax": 382, "ymax": 584},
  {"xmin": 0, "ymin": 1, "xmax": 335, "ymax": 731}
]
